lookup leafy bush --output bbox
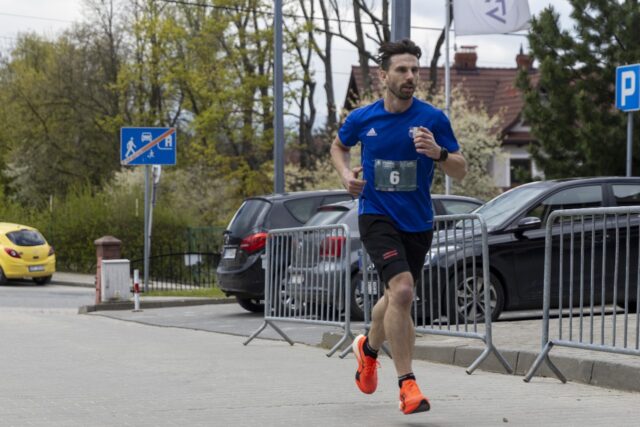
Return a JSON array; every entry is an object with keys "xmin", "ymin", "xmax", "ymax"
[{"xmin": 0, "ymin": 172, "xmax": 199, "ymax": 273}]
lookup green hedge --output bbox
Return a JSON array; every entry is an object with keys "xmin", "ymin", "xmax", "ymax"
[{"xmin": 0, "ymin": 184, "xmax": 213, "ymax": 274}]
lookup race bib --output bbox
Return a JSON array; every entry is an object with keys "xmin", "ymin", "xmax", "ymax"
[{"xmin": 374, "ymin": 159, "xmax": 417, "ymax": 191}]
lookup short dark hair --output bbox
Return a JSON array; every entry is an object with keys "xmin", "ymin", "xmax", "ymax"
[{"xmin": 377, "ymin": 39, "xmax": 422, "ymax": 71}]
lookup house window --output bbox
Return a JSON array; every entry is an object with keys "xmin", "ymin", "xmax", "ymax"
[{"xmin": 510, "ymin": 158, "xmax": 532, "ymax": 187}]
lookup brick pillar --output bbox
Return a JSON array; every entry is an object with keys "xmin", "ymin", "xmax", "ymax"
[{"xmin": 94, "ymin": 236, "xmax": 122, "ymax": 305}]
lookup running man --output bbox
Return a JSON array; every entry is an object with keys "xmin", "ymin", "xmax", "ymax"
[{"xmin": 330, "ymin": 39, "xmax": 467, "ymax": 415}]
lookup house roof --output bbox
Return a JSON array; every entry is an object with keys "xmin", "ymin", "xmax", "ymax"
[{"xmin": 345, "ymin": 62, "xmax": 538, "ymax": 140}]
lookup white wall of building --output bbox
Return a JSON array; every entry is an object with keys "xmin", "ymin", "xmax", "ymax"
[{"xmin": 492, "ymin": 144, "xmax": 544, "ymax": 189}]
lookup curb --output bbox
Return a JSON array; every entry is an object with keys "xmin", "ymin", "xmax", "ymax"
[
  {"xmin": 79, "ymin": 297, "xmax": 235, "ymax": 314},
  {"xmin": 51, "ymin": 280, "xmax": 95, "ymax": 289},
  {"xmin": 320, "ymin": 332, "xmax": 640, "ymax": 394}
]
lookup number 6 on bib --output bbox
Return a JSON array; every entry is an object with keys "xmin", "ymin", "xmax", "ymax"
[{"xmin": 374, "ymin": 159, "xmax": 417, "ymax": 191}]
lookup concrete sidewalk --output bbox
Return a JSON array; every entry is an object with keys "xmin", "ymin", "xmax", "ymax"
[
  {"xmin": 78, "ymin": 296, "xmax": 234, "ymax": 313},
  {"xmin": 323, "ymin": 313, "xmax": 640, "ymax": 393}
]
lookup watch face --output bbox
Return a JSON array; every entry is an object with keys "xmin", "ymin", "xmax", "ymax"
[{"xmin": 439, "ymin": 147, "xmax": 448, "ymax": 161}]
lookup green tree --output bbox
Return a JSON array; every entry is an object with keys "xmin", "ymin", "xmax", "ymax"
[
  {"xmin": 517, "ymin": 1, "xmax": 640, "ymax": 178},
  {"xmin": 0, "ymin": 29, "xmax": 123, "ymax": 204},
  {"xmin": 87, "ymin": 0, "xmax": 295, "ymax": 224},
  {"xmin": 418, "ymin": 88, "xmax": 502, "ymax": 201}
]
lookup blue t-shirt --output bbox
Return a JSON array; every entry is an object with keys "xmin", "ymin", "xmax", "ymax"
[{"xmin": 338, "ymin": 98, "xmax": 460, "ymax": 232}]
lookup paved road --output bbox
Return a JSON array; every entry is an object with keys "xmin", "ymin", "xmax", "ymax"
[
  {"xmin": 92, "ymin": 303, "xmax": 343, "ymax": 347},
  {"xmin": 1, "ymin": 285, "xmax": 639, "ymax": 426},
  {"xmin": 0, "ymin": 282, "xmax": 94, "ymax": 310},
  {"xmin": 1, "ymin": 309, "xmax": 640, "ymax": 426}
]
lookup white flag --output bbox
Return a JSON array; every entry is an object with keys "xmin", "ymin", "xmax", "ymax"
[{"xmin": 453, "ymin": 0, "xmax": 531, "ymax": 36}]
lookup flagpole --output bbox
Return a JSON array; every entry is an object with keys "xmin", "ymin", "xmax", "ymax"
[{"xmin": 444, "ymin": 0, "xmax": 452, "ymax": 195}]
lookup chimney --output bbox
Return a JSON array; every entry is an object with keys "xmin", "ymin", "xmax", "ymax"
[
  {"xmin": 454, "ymin": 45, "xmax": 477, "ymax": 70},
  {"xmin": 516, "ymin": 44, "xmax": 533, "ymax": 71}
]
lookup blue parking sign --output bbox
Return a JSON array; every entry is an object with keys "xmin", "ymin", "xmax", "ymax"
[
  {"xmin": 121, "ymin": 127, "xmax": 177, "ymax": 165},
  {"xmin": 616, "ymin": 64, "xmax": 640, "ymax": 112}
]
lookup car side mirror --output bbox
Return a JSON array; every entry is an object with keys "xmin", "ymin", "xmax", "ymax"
[{"xmin": 516, "ymin": 216, "xmax": 542, "ymax": 231}]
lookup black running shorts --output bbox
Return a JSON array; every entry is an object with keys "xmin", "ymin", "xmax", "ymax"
[{"xmin": 358, "ymin": 214, "xmax": 433, "ymax": 287}]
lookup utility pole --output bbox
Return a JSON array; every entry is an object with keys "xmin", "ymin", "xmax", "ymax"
[
  {"xmin": 273, "ymin": 0, "xmax": 285, "ymax": 193},
  {"xmin": 391, "ymin": 0, "xmax": 411, "ymax": 40},
  {"xmin": 444, "ymin": 0, "xmax": 452, "ymax": 194}
]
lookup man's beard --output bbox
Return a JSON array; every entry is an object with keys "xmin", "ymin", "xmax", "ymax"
[{"xmin": 388, "ymin": 83, "xmax": 414, "ymax": 100}]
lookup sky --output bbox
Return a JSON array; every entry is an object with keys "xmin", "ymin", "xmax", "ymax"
[
  {"xmin": 0, "ymin": 0, "xmax": 83, "ymax": 51},
  {"xmin": 0, "ymin": 0, "xmax": 575, "ymax": 120}
]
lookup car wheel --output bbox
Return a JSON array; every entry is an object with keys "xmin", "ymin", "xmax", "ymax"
[
  {"xmin": 277, "ymin": 280, "xmax": 306, "ymax": 315},
  {"xmin": 448, "ymin": 269, "xmax": 504, "ymax": 323},
  {"xmin": 236, "ymin": 296, "xmax": 264, "ymax": 313},
  {"xmin": 33, "ymin": 275, "xmax": 52, "ymax": 285},
  {"xmin": 622, "ymin": 298, "xmax": 639, "ymax": 314},
  {"xmin": 350, "ymin": 273, "xmax": 365, "ymax": 321},
  {"xmin": 0, "ymin": 267, "xmax": 7, "ymax": 285}
]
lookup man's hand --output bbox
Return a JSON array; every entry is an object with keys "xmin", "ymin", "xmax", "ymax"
[
  {"xmin": 413, "ymin": 126, "xmax": 467, "ymax": 180},
  {"xmin": 330, "ymin": 136, "xmax": 367, "ymax": 196},
  {"xmin": 413, "ymin": 127, "xmax": 443, "ymax": 160},
  {"xmin": 342, "ymin": 166, "xmax": 366, "ymax": 197}
]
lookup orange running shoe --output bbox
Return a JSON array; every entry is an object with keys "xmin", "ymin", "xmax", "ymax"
[
  {"xmin": 399, "ymin": 379, "xmax": 430, "ymax": 415},
  {"xmin": 352, "ymin": 334, "xmax": 379, "ymax": 394}
]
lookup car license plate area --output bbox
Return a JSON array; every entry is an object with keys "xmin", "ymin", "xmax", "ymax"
[
  {"xmin": 367, "ymin": 281, "xmax": 378, "ymax": 295},
  {"xmin": 290, "ymin": 274, "xmax": 304, "ymax": 285},
  {"xmin": 223, "ymin": 248, "xmax": 237, "ymax": 260},
  {"xmin": 29, "ymin": 265, "xmax": 45, "ymax": 272}
]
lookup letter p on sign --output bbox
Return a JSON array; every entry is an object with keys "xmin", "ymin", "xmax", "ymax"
[{"xmin": 616, "ymin": 64, "xmax": 640, "ymax": 112}]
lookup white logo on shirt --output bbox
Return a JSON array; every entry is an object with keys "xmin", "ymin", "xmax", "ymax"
[{"xmin": 366, "ymin": 128, "xmax": 377, "ymax": 137}]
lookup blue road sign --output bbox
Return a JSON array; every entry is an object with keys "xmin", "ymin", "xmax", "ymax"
[
  {"xmin": 120, "ymin": 127, "xmax": 177, "ymax": 165},
  {"xmin": 616, "ymin": 64, "xmax": 640, "ymax": 112}
]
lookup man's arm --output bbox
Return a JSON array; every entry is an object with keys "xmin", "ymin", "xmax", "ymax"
[
  {"xmin": 412, "ymin": 127, "xmax": 467, "ymax": 181},
  {"xmin": 330, "ymin": 136, "xmax": 366, "ymax": 196},
  {"xmin": 439, "ymin": 151, "xmax": 467, "ymax": 181}
]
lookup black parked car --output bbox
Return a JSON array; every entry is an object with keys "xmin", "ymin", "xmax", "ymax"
[
  {"xmin": 216, "ymin": 190, "xmax": 355, "ymax": 312},
  {"xmin": 432, "ymin": 177, "xmax": 640, "ymax": 322},
  {"xmin": 287, "ymin": 194, "xmax": 483, "ymax": 320}
]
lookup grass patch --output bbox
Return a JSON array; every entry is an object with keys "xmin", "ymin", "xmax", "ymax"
[{"xmin": 144, "ymin": 287, "xmax": 228, "ymax": 298}]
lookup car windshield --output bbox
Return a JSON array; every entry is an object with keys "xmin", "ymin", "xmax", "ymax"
[
  {"xmin": 226, "ymin": 199, "xmax": 270, "ymax": 235},
  {"xmin": 305, "ymin": 208, "xmax": 348, "ymax": 227},
  {"xmin": 6, "ymin": 229, "xmax": 46, "ymax": 246},
  {"xmin": 470, "ymin": 184, "xmax": 549, "ymax": 231}
]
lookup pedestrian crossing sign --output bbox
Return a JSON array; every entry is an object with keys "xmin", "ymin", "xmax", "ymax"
[{"xmin": 120, "ymin": 127, "xmax": 177, "ymax": 165}]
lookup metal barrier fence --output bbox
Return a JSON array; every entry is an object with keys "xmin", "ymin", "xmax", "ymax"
[
  {"xmin": 525, "ymin": 206, "xmax": 640, "ymax": 383},
  {"xmin": 345, "ymin": 213, "xmax": 512, "ymax": 374},
  {"xmin": 244, "ymin": 224, "xmax": 354, "ymax": 356}
]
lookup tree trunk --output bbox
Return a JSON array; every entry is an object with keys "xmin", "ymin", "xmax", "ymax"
[
  {"xmin": 429, "ymin": 1, "xmax": 453, "ymax": 97},
  {"xmin": 318, "ymin": 0, "xmax": 337, "ymax": 132},
  {"xmin": 353, "ymin": 0, "xmax": 372, "ymax": 95}
]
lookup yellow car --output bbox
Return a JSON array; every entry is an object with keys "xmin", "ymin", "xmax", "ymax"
[{"xmin": 0, "ymin": 223, "xmax": 56, "ymax": 285}]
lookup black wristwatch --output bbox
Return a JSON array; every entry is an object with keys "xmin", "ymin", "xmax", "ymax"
[{"xmin": 437, "ymin": 147, "xmax": 449, "ymax": 162}]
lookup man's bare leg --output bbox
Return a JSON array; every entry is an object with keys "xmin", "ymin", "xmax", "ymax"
[
  {"xmin": 366, "ymin": 295, "xmax": 387, "ymax": 350},
  {"xmin": 382, "ymin": 271, "xmax": 415, "ymax": 376}
]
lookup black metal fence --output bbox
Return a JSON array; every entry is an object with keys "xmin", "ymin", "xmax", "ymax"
[
  {"xmin": 49, "ymin": 226, "xmax": 225, "ymax": 288},
  {"xmin": 129, "ymin": 226, "xmax": 225, "ymax": 290},
  {"xmin": 130, "ymin": 243, "xmax": 221, "ymax": 290}
]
